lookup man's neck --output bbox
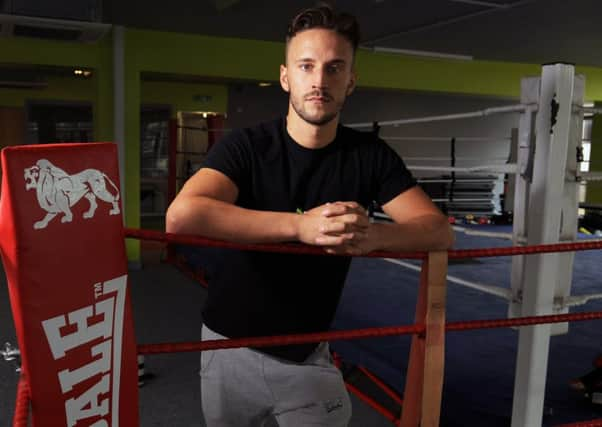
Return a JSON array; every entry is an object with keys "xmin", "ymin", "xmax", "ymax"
[{"xmin": 286, "ymin": 111, "xmax": 339, "ymax": 149}]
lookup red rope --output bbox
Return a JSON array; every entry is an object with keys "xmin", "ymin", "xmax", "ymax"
[
  {"xmin": 138, "ymin": 311, "xmax": 602, "ymax": 355},
  {"xmin": 125, "ymin": 228, "xmax": 427, "ymax": 259},
  {"xmin": 555, "ymin": 420, "xmax": 602, "ymax": 427},
  {"xmin": 138, "ymin": 324, "xmax": 423, "ymax": 354},
  {"xmin": 446, "ymin": 311, "xmax": 602, "ymax": 332},
  {"xmin": 356, "ymin": 364, "xmax": 404, "ymax": 406},
  {"xmin": 344, "ymin": 381, "xmax": 399, "ymax": 424},
  {"xmin": 12, "ymin": 375, "xmax": 29, "ymax": 427},
  {"xmin": 124, "ymin": 228, "xmax": 602, "ymax": 260},
  {"xmin": 449, "ymin": 240, "xmax": 602, "ymax": 259}
]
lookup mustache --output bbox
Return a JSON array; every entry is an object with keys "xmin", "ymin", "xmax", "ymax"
[{"xmin": 304, "ymin": 90, "xmax": 333, "ymax": 101}]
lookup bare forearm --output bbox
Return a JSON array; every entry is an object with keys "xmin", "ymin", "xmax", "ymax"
[
  {"xmin": 166, "ymin": 196, "xmax": 299, "ymax": 244},
  {"xmin": 370, "ymin": 214, "xmax": 454, "ymax": 252}
]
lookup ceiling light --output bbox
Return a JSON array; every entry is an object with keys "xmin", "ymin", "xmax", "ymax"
[{"xmin": 365, "ymin": 46, "xmax": 473, "ymax": 61}]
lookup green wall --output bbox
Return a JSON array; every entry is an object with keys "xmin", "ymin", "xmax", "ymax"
[
  {"xmin": 126, "ymin": 28, "xmax": 602, "ymax": 100},
  {"xmin": 141, "ymin": 81, "xmax": 228, "ymax": 115},
  {"xmin": 0, "ymin": 76, "xmax": 95, "ymax": 106}
]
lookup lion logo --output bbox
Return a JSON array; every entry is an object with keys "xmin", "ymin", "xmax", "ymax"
[{"xmin": 24, "ymin": 159, "xmax": 121, "ymax": 230}]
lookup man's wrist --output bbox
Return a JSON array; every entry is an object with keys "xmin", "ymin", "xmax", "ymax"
[{"xmin": 290, "ymin": 212, "xmax": 305, "ymax": 242}]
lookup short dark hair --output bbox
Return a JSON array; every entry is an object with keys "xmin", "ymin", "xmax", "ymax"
[{"xmin": 286, "ymin": 3, "xmax": 360, "ymax": 53}]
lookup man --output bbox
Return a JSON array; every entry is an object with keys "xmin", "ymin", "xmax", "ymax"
[{"xmin": 166, "ymin": 4, "xmax": 454, "ymax": 426}]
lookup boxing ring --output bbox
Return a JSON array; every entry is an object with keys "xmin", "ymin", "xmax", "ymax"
[{"xmin": 2, "ymin": 62, "xmax": 602, "ymax": 426}]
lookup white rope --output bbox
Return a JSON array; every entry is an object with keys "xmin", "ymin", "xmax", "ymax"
[
  {"xmin": 580, "ymin": 172, "xmax": 602, "ymax": 182},
  {"xmin": 453, "ymin": 225, "xmax": 513, "ymax": 240},
  {"xmin": 373, "ymin": 212, "xmax": 391, "ymax": 221},
  {"xmin": 384, "ymin": 258, "xmax": 512, "ymax": 300},
  {"xmin": 432, "ymin": 198, "xmax": 496, "ymax": 203},
  {"xmin": 346, "ymin": 104, "xmax": 528, "ymax": 129},
  {"xmin": 417, "ymin": 178, "xmax": 504, "ymax": 183},
  {"xmin": 384, "ymin": 136, "xmax": 512, "ymax": 142},
  {"xmin": 405, "ymin": 156, "xmax": 509, "ymax": 161},
  {"xmin": 565, "ymin": 293, "xmax": 602, "ymax": 308},
  {"xmin": 576, "ymin": 106, "xmax": 602, "ymax": 115},
  {"xmin": 408, "ymin": 164, "xmax": 517, "ymax": 174}
]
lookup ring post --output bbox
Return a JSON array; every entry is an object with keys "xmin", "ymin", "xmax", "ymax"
[
  {"xmin": 0, "ymin": 143, "xmax": 139, "ymax": 426},
  {"xmin": 552, "ymin": 73, "xmax": 584, "ymax": 335},
  {"xmin": 400, "ymin": 251, "xmax": 447, "ymax": 427},
  {"xmin": 511, "ymin": 63, "xmax": 576, "ymax": 427},
  {"xmin": 509, "ymin": 76, "xmax": 538, "ymax": 321}
]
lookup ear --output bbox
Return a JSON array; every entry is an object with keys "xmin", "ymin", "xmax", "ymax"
[
  {"xmin": 280, "ymin": 64, "xmax": 290, "ymax": 93},
  {"xmin": 346, "ymin": 70, "xmax": 357, "ymax": 96}
]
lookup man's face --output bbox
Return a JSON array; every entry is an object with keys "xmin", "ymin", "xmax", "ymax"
[{"xmin": 280, "ymin": 28, "xmax": 356, "ymax": 126}]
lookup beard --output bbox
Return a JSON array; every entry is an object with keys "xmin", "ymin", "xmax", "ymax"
[{"xmin": 290, "ymin": 90, "xmax": 346, "ymax": 126}]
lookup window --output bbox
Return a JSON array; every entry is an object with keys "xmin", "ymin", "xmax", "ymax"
[{"xmin": 578, "ymin": 105, "xmax": 594, "ymax": 215}]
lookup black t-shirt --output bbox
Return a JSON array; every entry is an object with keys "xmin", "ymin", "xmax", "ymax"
[{"xmin": 201, "ymin": 117, "xmax": 416, "ymax": 361}]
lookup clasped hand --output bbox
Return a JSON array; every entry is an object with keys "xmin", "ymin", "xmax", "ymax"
[{"xmin": 297, "ymin": 201, "xmax": 375, "ymax": 255}]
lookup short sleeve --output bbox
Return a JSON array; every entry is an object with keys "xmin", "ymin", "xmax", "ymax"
[
  {"xmin": 201, "ymin": 130, "xmax": 251, "ymax": 191},
  {"xmin": 372, "ymin": 140, "xmax": 417, "ymax": 206}
]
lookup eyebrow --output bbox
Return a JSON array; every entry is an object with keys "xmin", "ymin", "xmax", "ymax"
[{"xmin": 294, "ymin": 58, "xmax": 347, "ymax": 65}]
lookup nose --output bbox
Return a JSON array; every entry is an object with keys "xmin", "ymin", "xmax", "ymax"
[{"xmin": 311, "ymin": 66, "xmax": 328, "ymax": 89}]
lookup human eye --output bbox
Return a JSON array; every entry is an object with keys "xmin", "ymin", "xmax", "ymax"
[
  {"xmin": 299, "ymin": 63, "xmax": 313, "ymax": 72},
  {"xmin": 326, "ymin": 63, "xmax": 343, "ymax": 74}
]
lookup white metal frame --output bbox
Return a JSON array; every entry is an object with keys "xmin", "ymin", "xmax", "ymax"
[{"xmin": 510, "ymin": 63, "xmax": 578, "ymax": 427}]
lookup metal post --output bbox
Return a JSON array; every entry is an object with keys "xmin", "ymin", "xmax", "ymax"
[
  {"xmin": 508, "ymin": 77, "xmax": 538, "ymax": 320},
  {"xmin": 113, "ymin": 25, "xmax": 126, "ymax": 207},
  {"xmin": 511, "ymin": 63, "xmax": 576, "ymax": 427},
  {"xmin": 551, "ymin": 74, "xmax": 585, "ymax": 335}
]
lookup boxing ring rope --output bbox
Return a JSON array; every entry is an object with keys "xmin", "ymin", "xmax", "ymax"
[
  {"xmin": 384, "ymin": 257, "xmax": 512, "ymax": 300},
  {"xmin": 407, "ymin": 164, "xmax": 517, "ymax": 173},
  {"xmin": 382, "ymin": 136, "xmax": 511, "ymax": 143},
  {"xmin": 135, "ymin": 310, "xmax": 602, "ymax": 355},
  {"xmin": 335, "ymin": 355, "xmax": 406, "ymax": 423},
  {"xmin": 557, "ymin": 421, "xmax": 602, "ymax": 427},
  {"xmin": 345, "ymin": 104, "xmax": 530, "ymax": 129},
  {"xmin": 566, "ymin": 293, "xmax": 602, "ymax": 308},
  {"xmin": 580, "ymin": 172, "xmax": 602, "ymax": 181},
  {"xmin": 406, "ymin": 156, "xmax": 509, "ymax": 161},
  {"xmin": 452, "ymin": 225, "xmax": 513, "ymax": 240},
  {"xmin": 122, "ymin": 228, "xmax": 602, "ymax": 427},
  {"xmin": 13, "ymin": 374, "xmax": 30, "ymax": 427},
  {"xmin": 124, "ymin": 227, "xmax": 602, "ymax": 259},
  {"xmin": 578, "ymin": 106, "xmax": 602, "ymax": 115}
]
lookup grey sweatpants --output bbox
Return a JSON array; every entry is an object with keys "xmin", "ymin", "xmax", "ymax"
[{"xmin": 200, "ymin": 325, "xmax": 351, "ymax": 427}]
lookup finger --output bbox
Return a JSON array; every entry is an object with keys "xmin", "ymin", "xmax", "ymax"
[
  {"xmin": 332, "ymin": 201, "xmax": 360, "ymax": 209},
  {"xmin": 322, "ymin": 201, "xmax": 366, "ymax": 216},
  {"xmin": 337, "ymin": 201, "xmax": 368, "ymax": 215},
  {"xmin": 314, "ymin": 233, "xmax": 354, "ymax": 246},
  {"xmin": 319, "ymin": 221, "xmax": 347, "ymax": 234},
  {"xmin": 324, "ymin": 223, "xmax": 366, "ymax": 235},
  {"xmin": 321, "ymin": 203, "xmax": 349, "ymax": 217},
  {"xmin": 333, "ymin": 213, "xmax": 370, "ymax": 229},
  {"xmin": 347, "ymin": 230, "xmax": 367, "ymax": 242}
]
